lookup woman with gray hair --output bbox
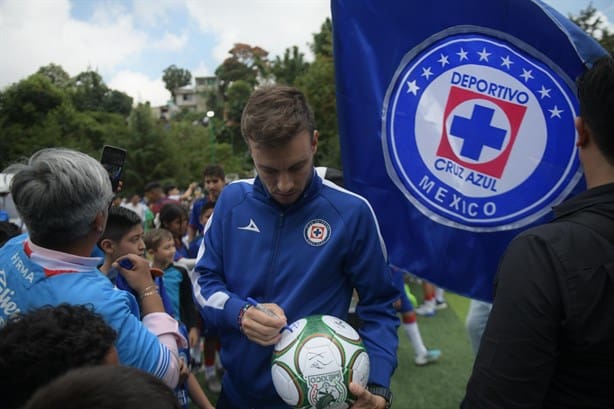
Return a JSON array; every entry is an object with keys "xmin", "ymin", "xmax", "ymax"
[{"xmin": 0, "ymin": 148, "xmax": 185, "ymax": 389}]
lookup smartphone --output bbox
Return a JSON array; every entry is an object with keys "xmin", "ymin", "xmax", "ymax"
[{"xmin": 100, "ymin": 145, "xmax": 126, "ymax": 193}]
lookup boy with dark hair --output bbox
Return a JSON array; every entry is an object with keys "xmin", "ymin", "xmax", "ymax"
[
  {"xmin": 99, "ymin": 206, "xmax": 146, "ymax": 270},
  {"xmin": 0, "ymin": 304, "xmax": 118, "ymax": 409},
  {"xmin": 187, "ymin": 165, "xmax": 225, "ymax": 242}
]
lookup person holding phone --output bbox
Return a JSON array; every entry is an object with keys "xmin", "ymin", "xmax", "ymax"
[{"xmin": 0, "ymin": 148, "xmax": 186, "ymax": 389}]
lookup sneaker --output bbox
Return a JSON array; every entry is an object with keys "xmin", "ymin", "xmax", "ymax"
[
  {"xmin": 415, "ymin": 303, "xmax": 436, "ymax": 316},
  {"xmin": 415, "ymin": 349, "xmax": 441, "ymax": 366},
  {"xmin": 435, "ymin": 300, "xmax": 448, "ymax": 310},
  {"xmin": 206, "ymin": 375, "xmax": 222, "ymax": 394}
]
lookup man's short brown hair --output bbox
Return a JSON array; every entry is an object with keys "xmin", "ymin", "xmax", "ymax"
[{"xmin": 240, "ymin": 85, "xmax": 316, "ymax": 148}]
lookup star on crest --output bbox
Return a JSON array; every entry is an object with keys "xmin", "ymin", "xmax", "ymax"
[
  {"xmin": 421, "ymin": 66, "xmax": 433, "ymax": 80},
  {"xmin": 406, "ymin": 79, "xmax": 420, "ymax": 96},
  {"xmin": 520, "ymin": 68, "xmax": 534, "ymax": 82},
  {"xmin": 437, "ymin": 53, "xmax": 449, "ymax": 67},
  {"xmin": 477, "ymin": 48, "xmax": 491, "ymax": 61},
  {"xmin": 548, "ymin": 105, "xmax": 563, "ymax": 118},
  {"xmin": 457, "ymin": 48, "xmax": 468, "ymax": 61},
  {"xmin": 537, "ymin": 85, "xmax": 551, "ymax": 99},
  {"xmin": 501, "ymin": 55, "xmax": 514, "ymax": 69}
]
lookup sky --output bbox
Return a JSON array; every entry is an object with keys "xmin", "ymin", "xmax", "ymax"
[{"xmin": 0, "ymin": 0, "xmax": 612, "ymax": 107}]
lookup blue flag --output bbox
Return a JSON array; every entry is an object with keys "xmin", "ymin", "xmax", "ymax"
[{"xmin": 331, "ymin": 0, "xmax": 607, "ymax": 301}]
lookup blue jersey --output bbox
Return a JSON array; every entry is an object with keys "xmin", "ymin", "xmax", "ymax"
[
  {"xmin": 0, "ymin": 235, "xmax": 174, "ymax": 381},
  {"xmin": 191, "ymin": 171, "xmax": 399, "ymax": 408}
]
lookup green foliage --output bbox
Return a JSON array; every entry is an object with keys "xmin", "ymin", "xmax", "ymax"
[
  {"xmin": 163, "ymin": 65, "xmax": 192, "ymax": 98},
  {"xmin": 226, "ymin": 80, "xmax": 252, "ymax": 125},
  {"xmin": 271, "ymin": 45, "xmax": 310, "ymax": 86},
  {"xmin": 36, "ymin": 63, "xmax": 71, "ymax": 88},
  {"xmin": 71, "ymin": 70, "xmax": 109, "ymax": 112},
  {"xmin": 295, "ymin": 18, "xmax": 340, "ymax": 168},
  {"xmin": 570, "ymin": 5, "xmax": 614, "ymax": 55},
  {"xmin": 296, "ymin": 54, "xmax": 340, "ymax": 168},
  {"xmin": 311, "ymin": 18, "xmax": 333, "ymax": 58},
  {"xmin": 0, "ymin": 74, "xmax": 68, "ymax": 126},
  {"xmin": 103, "ymin": 89, "xmax": 133, "ymax": 116}
]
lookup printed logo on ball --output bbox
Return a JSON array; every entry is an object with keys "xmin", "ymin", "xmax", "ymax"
[{"xmin": 383, "ymin": 33, "xmax": 580, "ymax": 231}]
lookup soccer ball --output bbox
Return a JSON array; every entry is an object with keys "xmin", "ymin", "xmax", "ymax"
[{"xmin": 271, "ymin": 315, "xmax": 370, "ymax": 409}]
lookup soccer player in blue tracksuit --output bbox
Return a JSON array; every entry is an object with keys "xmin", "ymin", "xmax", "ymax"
[{"xmin": 191, "ymin": 86, "xmax": 399, "ymax": 409}]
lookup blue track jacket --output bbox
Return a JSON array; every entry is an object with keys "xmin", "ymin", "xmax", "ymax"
[{"xmin": 191, "ymin": 170, "xmax": 399, "ymax": 408}]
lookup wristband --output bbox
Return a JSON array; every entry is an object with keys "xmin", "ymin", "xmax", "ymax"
[
  {"xmin": 367, "ymin": 384, "xmax": 393, "ymax": 408},
  {"xmin": 238, "ymin": 303, "xmax": 252, "ymax": 332}
]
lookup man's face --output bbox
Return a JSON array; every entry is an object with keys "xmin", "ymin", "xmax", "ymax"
[
  {"xmin": 249, "ymin": 130, "xmax": 318, "ymax": 205},
  {"xmin": 204, "ymin": 175, "xmax": 225, "ymax": 200}
]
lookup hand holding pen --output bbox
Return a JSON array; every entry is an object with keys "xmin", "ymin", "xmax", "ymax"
[{"xmin": 241, "ymin": 297, "xmax": 292, "ymax": 346}]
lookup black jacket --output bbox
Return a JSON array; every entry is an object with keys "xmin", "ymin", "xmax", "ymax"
[{"xmin": 463, "ymin": 183, "xmax": 614, "ymax": 409}]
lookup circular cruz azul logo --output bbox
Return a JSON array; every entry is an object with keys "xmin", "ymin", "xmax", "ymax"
[
  {"xmin": 383, "ymin": 32, "xmax": 582, "ymax": 231},
  {"xmin": 304, "ymin": 219, "xmax": 331, "ymax": 246}
]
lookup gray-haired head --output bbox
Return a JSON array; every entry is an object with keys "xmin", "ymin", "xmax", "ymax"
[{"xmin": 4, "ymin": 148, "xmax": 113, "ymax": 248}]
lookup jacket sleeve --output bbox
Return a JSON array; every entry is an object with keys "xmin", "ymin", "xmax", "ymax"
[
  {"xmin": 349, "ymin": 201, "xmax": 400, "ymax": 388},
  {"xmin": 463, "ymin": 234, "xmax": 561, "ymax": 408}
]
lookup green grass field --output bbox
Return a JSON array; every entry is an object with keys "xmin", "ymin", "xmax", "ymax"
[{"xmin": 194, "ymin": 284, "xmax": 475, "ymax": 408}]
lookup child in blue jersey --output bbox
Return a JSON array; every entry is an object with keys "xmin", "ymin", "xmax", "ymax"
[
  {"xmin": 187, "ymin": 201, "xmax": 215, "ymax": 258},
  {"xmin": 187, "ymin": 165, "xmax": 225, "ymax": 243},
  {"xmin": 145, "ymin": 228, "xmax": 213, "ymax": 409}
]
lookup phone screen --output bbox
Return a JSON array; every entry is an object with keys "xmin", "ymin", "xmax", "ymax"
[{"xmin": 100, "ymin": 145, "xmax": 126, "ymax": 193}]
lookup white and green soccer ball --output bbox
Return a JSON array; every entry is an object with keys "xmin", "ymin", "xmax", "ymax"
[{"xmin": 271, "ymin": 315, "xmax": 370, "ymax": 409}]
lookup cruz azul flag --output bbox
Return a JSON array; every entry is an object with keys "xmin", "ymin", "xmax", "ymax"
[{"xmin": 331, "ymin": 0, "xmax": 607, "ymax": 301}]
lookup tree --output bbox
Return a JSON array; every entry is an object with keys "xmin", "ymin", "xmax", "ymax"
[
  {"xmin": 271, "ymin": 45, "xmax": 310, "ymax": 86},
  {"xmin": 214, "ymin": 43, "xmax": 270, "ymax": 102},
  {"xmin": 570, "ymin": 5, "xmax": 614, "ymax": 55},
  {"xmin": 36, "ymin": 63, "xmax": 71, "ymax": 88},
  {"xmin": 162, "ymin": 65, "xmax": 192, "ymax": 99},
  {"xmin": 0, "ymin": 74, "xmax": 68, "ymax": 126},
  {"xmin": 71, "ymin": 70, "xmax": 109, "ymax": 112},
  {"xmin": 311, "ymin": 18, "xmax": 333, "ymax": 58},
  {"xmin": 296, "ymin": 18, "xmax": 340, "ymax": 169},
  {"xmin": 102, "ymin": 90, "xmax": 133, "ymax": 116}
]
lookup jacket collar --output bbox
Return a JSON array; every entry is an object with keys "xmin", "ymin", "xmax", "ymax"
[{"xmin": 553, "ymin": 182, "xmax": 614, "ymax": 221}]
